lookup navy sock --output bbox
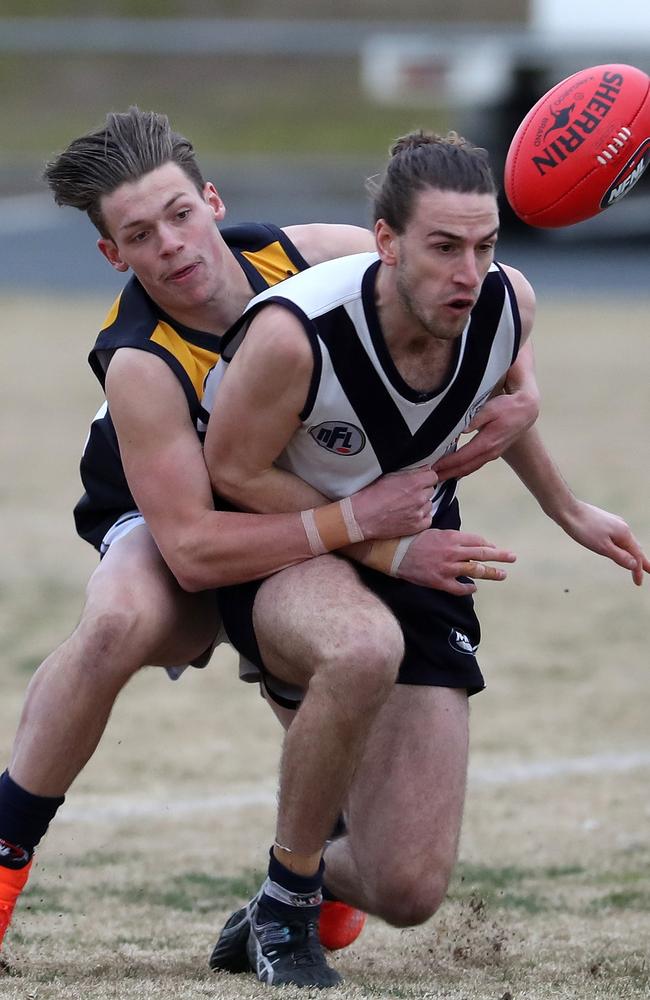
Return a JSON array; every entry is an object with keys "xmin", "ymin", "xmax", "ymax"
[
  {"xmin": 257, "ymin": 848, "xmax": 324, "ymax": 923},
  {"xmin": 0, "ymin": 771, "xmax": 65, "ymax": 863}
]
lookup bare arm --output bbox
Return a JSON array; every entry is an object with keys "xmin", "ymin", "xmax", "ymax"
[
  {"xmin": 283, "ymin": 223, "xmax": 375, "ymax": 265},
  {"xmin": 204, "ymin": 307, "xmax": 322, "ymax": 512},
  {"xmin": 435, "ymin": 266, "xmax": 540, "ymax": 482},
  {"xmin": 106, "ymin": 348, "xmax": 434, "ymax": 591},
  {"xmin": 503, "ymin": 424, "xmax": 649, "ymax": 585},
  {"xmin": 105, "ymin": 348, "xmax": 320, "ymax": 590}
]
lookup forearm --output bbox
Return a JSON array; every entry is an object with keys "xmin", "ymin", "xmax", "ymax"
[
  {"xmin": 162, "ymin": 507, "xmax": 320, "ymax": 591},
  {"xmin": 213, "ymin": 463, "xmax": 327, "ymax": 515},
  {"xmin": 208, "ymin": 463, "xmax": 440, "ymax": 584},
  {"xmin": 502, "ymin": 424, "xmax": 578, "ymax": 525}
]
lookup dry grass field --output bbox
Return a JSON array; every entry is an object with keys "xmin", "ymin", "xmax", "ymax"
[{"xmin": 1, "ymin": 292, "xmax": 649, "ymax": 999}]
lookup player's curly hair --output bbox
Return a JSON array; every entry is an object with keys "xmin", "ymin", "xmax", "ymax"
[
  {"xmin": 367, "ymin": 129, "xmax": 497, "ymax": 231},
  {"xmin": 43, "ymin": 107, "xmax": 205, "ymax": 238}
]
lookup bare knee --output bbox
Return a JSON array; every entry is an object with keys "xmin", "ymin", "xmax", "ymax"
[
  {"xmin": 256, "ymin": 557, "xmax": 404, "ymax": 699},
  {"xmin": 74, "ymin": 595, "xmax": 150, "ymax": 679},
  {"xmin": 313, "ymin": 612, "xmax": 404, "ymax": 707},
  {"xmin": 370, "ymin": 864, "xmax": 453, "ymax": 928}
]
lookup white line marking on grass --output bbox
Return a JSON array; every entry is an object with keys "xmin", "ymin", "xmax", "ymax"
[
  {"xmin": 58, "ymin": 751, "xmax": 650, "ymax": 824},
  {"xmin": 59, "ymin": 785, "xmax": 278, "ymax": 822},
  {"xmin": 470, "ymin": 750, "xmax": 650, "ymax": 784}
]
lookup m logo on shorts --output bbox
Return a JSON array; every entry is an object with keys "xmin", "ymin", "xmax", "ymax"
[
  {"xmin": 448, "ymin": 628, "xmax": 478, "ymax": 655},
  {"xmin": 309, "ymin": 421, "xmax": 366, "ymax": 455}
]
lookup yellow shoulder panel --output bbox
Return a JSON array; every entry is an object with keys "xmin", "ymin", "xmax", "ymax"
[
  {"xmin": 241, "ymin": 241, "xmax": 300, "ymax": 287},
  {"xmin": 150, "ymin": 322, "xmax": 220, "ymax": 400}
]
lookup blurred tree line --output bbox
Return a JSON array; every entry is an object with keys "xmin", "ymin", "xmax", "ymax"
[{"xmin": 2, "ymin": 1, "xmax": 526, "ymax": 21}]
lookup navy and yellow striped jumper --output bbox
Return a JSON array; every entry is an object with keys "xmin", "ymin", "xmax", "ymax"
[{"xmin": 74, "ymin": 223, "xmax": 309, "ymax": 550}]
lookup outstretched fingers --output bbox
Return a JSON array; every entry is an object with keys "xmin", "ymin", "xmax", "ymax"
[
  {"xmin": 455, "ymin": 545, "xmax": 517, "ymax": 583},
  {"xmin": 606, "ymin": 530, "xmax": 650, "ymax": 586}
]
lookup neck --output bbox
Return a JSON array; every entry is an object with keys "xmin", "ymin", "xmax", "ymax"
[
  {"xmin": 161, "ymin": 252, "xmax": 254, "ymax": 336},
  {"xmin": 374, "ymin": 265, "xmax": 457, "ymax": 393}
]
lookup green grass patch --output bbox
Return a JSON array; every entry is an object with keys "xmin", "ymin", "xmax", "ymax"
[
  {"xmin": 496, "ymin": 892, "xmax": 549, "ymax": 914},
  {"xmin": 107, "ymin": 869, "xmax": 264, "ymax": 913},
  {"xmin": 71, "ymin": 851, "xmax": 124, "ymax": 870},
  {"xmin": 453, "ymin": 862, "xmax": 530, "ymax": 892},
  {"xmin": 591, "ymin": 890, "xmax": 650, "ymax": 912},
  {"xmin": 20, "ymin": 885, "xmax": 69, "ymax": 914},
  {"xmin": 544, "ymin": 865, "xmax": 585, "ymax": 879}
]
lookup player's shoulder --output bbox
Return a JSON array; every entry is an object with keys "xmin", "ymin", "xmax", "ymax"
[
  {"xmin": 237, "ymin": 304, "xmax": 315, "ymax": 381},
  {"xmin": 282, "ymin": 223, "xmax": 374, "ymax": 265},
  {"xmin": 495, "ymin": 262, "xmax": 536, "ymax": 338},
  {"xmin": 497, "ymin": 262, "xmax": 536, "ymax": 312},
  {"xmin": 220, "ymin": 222, "xmax": 311, "ymax": 288},
  {"xmin": 249, "ymin": 250, "xmax": 378, "ymax": 318},
  {"xmin": 220, "ymin": 221, "xmax": 284, "ymax": 252}
]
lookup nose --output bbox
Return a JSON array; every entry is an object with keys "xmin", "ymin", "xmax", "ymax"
[
  {"xmin": 158, "ymin": 224, "xmax": 183, "ymax": 256},
  {"xmin": 454, "ymin": 251, "xmax": 480, "ymax": 288}
]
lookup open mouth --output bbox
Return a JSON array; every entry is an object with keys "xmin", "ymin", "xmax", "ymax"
[
  {"xmin": 167, "ymin": 262, "xmax": 198, "ymax": 282},
  {"xmin": 445, "ymin": 298, "xmax": 474, "ymax": 313}
]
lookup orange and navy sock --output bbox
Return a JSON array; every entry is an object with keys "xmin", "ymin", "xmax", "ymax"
[
  {"xmin": 0, "ymin": 771, "xmax": 64, "ymax": 855},
  {"xmin": 0, "ymin": 770, "xmax": 65, "ymax": 949},
  {"xmin": 0, "ymin": 846, "xmax": 33, "ymax": 948}
]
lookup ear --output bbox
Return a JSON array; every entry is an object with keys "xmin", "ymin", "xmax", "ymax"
[
  {"xmin": 204, "ymin": 182, "xmax": 226, "ymax": 222},
  {"xmin": 374, "ymin": 218, "xmax": 398, "ymax": 266},
  {"xmin": 97, "ymin": 238, "xmax": 129, "ymax": 272}
]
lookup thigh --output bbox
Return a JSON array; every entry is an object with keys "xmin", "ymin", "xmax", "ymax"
[
  {"xmin": 251, "ymin": 553, "xmax": 402, "ymax": 688},
  {"xmin": 345, "ymin": 685, "xmax": 469, "ymax": 882},
  {"xmin": 86, "ymin": 523, "xmax": 221, "ymax": 667}
]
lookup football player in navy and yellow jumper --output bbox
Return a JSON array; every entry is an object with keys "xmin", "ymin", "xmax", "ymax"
[
  {"xmin": 76, "ymin": 222, "xmax": 313, "ymax": 551},
  {"xmin": 0, "ymin": 109, "xmax": 543, "ymax": 972}
]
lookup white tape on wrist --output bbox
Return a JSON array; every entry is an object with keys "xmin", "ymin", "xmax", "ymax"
[
  {"xmin": 364, "ymin": 533, "xmax": 418, "ymax": 576},
  {"xmin": 339, "ymin": 496, "xmax": 365, "ymax": 544},
  {"xmin": 301, "ymin": 498, "xmax": 366, "ymax": 555},
  {"xmin": 300, "ymin": 509, "xmax": 328, "ymax": 556},
  {"xmin": 390, "ymin": 533, "xmax": 418, "ymax": 576}
]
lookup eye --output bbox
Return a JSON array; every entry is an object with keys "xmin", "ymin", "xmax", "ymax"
[
  {"xmin": 176, "ymin": 208, "xmax": 191, "ymax": 221},
  {"xmin": 130, "ymin": 230, "xmax": 149, "ymax": 244}
]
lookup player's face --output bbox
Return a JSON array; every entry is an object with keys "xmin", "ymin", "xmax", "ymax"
[
  {"xmin": 97, "ymin": 162, "xmax": 228, "ymax": 318},
  {"xmin": 376, "ymin": 187, "xmax": 499, "ymax": 341}
]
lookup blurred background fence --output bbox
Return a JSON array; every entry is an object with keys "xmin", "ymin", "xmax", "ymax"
[{"xmin": 1, "ymin": 2, "xmax": 649, "ymax": 294}]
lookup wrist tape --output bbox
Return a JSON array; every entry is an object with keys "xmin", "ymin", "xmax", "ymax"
[
  {"xmin": 301, "ymin": 496, "xmax": 365, "ymax": 555},
  {"xmin": 363, "ymin": 534, "xmax": 418, "ymax": 577}
]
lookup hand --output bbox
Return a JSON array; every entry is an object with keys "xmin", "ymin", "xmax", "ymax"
[
  {"xmin": 351, "ymin": 466, "xmax": 439, "ymax": 540},
  {"xmin": 558, "ymin": 500, "xmax": 650, "ymax": 586},
  {"xmin": 435, "ymin": 390, "xmax": 540, "ymax": 482},
  {"xmin": 396, "ymin": 528, "xmax": 517, "ymax": 595}
]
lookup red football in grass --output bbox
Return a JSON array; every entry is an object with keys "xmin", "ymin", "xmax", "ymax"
[{"xmin": 504, "ymin": 63, "xmax": 650, "ymax": 228}]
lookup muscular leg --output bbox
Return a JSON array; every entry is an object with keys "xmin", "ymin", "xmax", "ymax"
[
  {"xmin": 323, "ymin": 685, "xmax": 469, "ymax": 927},
  {"xmin": 251, "ymin": 553, "xmax": 405, "ymax": 874},
  {"xmin": 9, "ymin": 524, "xmax": 220, "ymax": 796}
]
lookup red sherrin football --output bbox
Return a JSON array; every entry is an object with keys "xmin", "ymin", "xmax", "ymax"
[{"xmin": 504, "ymin": 63, "xmax": 650, "ymax": 228}]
